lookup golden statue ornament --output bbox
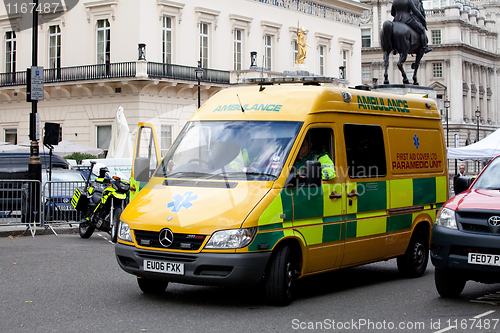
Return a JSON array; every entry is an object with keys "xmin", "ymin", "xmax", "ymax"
[{"xmin": 296, "ymin": 24, "xmax": 310, "ymax": 64}]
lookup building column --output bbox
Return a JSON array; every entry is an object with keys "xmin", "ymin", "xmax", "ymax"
[{"xmin": 448, "ymin": 57, "xmax": 461, "ymax": 123}]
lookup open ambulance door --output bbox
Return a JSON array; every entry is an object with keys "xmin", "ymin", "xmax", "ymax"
[{"xmin": 129, "ymin": 122, "xmax": 161, "ymax": 201}]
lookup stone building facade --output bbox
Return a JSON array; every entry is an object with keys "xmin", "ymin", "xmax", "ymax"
[
  {"xmin": 0, "ymin": 0, "xmax": 367, "ymax": 155},
  {"xmin": 360, "ymin": 0, "xmax": 500, "ymax": 174}
]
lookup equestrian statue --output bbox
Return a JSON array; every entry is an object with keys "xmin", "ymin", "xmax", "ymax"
[{"xmin": 380, "ymin": 0, "xmax": 432, "ymax": 85}]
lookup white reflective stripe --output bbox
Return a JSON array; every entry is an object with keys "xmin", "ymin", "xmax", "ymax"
[{"xmin": 321, "ymin": 165, "xmax": 335, "ymax": 169}]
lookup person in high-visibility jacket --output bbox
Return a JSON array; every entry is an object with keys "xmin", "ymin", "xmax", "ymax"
[
  {"xmin": 229, "ymin": 149, "xmax": 250, "ymax": 172},
  {"xmin": 294, "ymin": 137, "xmax": 336, "ymax": 180}
]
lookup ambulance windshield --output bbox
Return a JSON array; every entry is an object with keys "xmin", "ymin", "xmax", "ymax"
[{"xmin": 156, "ymin": 121, "xmax": 302, "ymax": 180}]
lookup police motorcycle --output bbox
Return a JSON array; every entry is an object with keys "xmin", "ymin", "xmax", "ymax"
[{"xmin": 71, "ymin": 161, "xmax": 130, "ymax": 243}]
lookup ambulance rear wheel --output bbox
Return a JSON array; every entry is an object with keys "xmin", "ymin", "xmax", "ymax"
[
  {"xmin": 265, "ymin": 245, "xmax": 297, "ymax": 306},
  {"xmin": 397, "ymin": 232, "xmax": 429, "ymax": 278},
  {"xmin": 137, "ymin": 277, "xmax": 169, "ymax": 294}
]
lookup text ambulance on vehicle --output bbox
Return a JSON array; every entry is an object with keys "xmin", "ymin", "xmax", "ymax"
[{"xmin": 115, "ymin": 78, "xmax": 448, "ymax": 306}]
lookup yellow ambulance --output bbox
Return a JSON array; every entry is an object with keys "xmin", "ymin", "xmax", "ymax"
[{"xmin": 115, "ymin": 80, "xmax": 447, "ymax": 306}]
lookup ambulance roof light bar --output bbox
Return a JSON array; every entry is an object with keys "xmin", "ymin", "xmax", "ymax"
[{"xmin": 244, "ymin": 76, "xmax": 343, "ymax": 85}]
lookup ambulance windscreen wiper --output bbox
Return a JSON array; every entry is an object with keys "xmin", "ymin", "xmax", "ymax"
[
  {"xmin": 166, "ymin": 171, "xmax": 212, "ymax": 178},
  {"xmin": 207, "ymin": 171, "xmax": 277, "ymax": 180}
]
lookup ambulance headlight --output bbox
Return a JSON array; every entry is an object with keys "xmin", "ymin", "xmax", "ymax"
[
  {"xmin": 205, "ymin": 227, "xmax": 257, "ymax": 249},
  {"xmin": 435, "ymin": 207, "xmax": 457, "ymax": 230},
  {"xmin": 118, "ymin": 221, "xmax": 133, "ymax": 242}
]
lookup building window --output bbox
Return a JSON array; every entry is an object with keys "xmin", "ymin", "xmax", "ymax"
[
  {"xmin": 48, "ymin": 25, "xmax": 61, "ymax": 79},
  {"xmin": 5, "ymin": 31, "xmax": 16, "ymax": 73},
  {"xmin": 97, "ymin": 125, "xmax": 111, "ymax": 155},
  {"xmin": 96, "ymin": 19, "xmax": 110, "ymax": 70},
  {"xmin": 431, "ymin": 30, "xmax": 441, "ymax": 44},
  {"xmin": 361, "ymin": 29, "xmax": 371, "ymax": 47},
  {"xmin": 161, "ymin": 125, "xmax": 173, "ymax": 156},
  {"xmin": 265, "ymin": 35, "xmax": 272, "ymax": 70},
  {"xmin": 4, "ymin": 128, "xmax": 17, "ymax": 144},
  {"xmin": 362, "ymin": 65, "xmax": 371, "ymax": 82},
  {"xmin": 405, "ymin": 64, "xmax": 414, "ymax": 79},
  {"xmin": 433, "ymin": 62, "xmax": 443, "ymax": 78},
  {"xmin": 293, "ymin": 40, "xmax": 298, "ymax": 65},
  {"xmin": 341, "ymin": 50, "xmax": 348, "ymax": 79},
  {"xmin": 200, "ymin": 23, "xmax": 209, "ymax": 68},
  {"xmin": 234, "ymin": 29, "xmax": 242, "ymax": 70},
  {"xmin": 162, "ymin": 17, "xmax": 172, "ymax": 64},
  {"xmin": 319, "ymin": 45, "xmax": 325, "ymax": 75}
]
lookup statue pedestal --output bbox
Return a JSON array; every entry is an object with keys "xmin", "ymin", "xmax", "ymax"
[
  {"xmin": 372, "ymin": 84, "xmax": 436, "ymax": 100},
  {"xmin": 293, "ymin": 63, "xmax": 309, "ymax": 75}
]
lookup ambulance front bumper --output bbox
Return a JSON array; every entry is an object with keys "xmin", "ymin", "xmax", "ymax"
[{"xmin": 115, "ymin": 243, "xmax": 272, "ymax": 286}]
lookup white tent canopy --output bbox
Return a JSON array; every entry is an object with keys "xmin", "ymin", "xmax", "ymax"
[
  {"xmin": 107, "ymin": 106, "xmax": 133, "ymax": 159},
  {"xmin": 18, "ymin": 141, "xmax": 103, "ymax": 157},
  {"xmin": 50, "ymin": 140, "xmax": 103, "ymax": 157},
  {"xmin": 0, "ymin": 144, "xmax": 30, "ymax": 153},
  {"xmin": 448, "ymin": 127, "xmax": 500, "ymax": 160}
]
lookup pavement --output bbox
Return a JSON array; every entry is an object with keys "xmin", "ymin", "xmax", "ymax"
[{"xmin": 0, "ymin": 223, "xmax": 78, "ymax": 237}]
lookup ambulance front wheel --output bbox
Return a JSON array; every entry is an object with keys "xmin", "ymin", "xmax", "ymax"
[
  {"xmin": 137, "ymin": 277, "xmax": 169, "ymax": 294},
  {"xmin": 264, "ymin": 244, "xmax": 298, "ymax": 306},
  {"xmin": 397, "ymin": 232, "xmax": 429, "ymax": 278}
]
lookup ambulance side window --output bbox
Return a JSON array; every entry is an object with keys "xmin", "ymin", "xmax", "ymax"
[
  {"xmin": 344, "ymin": 124, "xmax": 386, "ymax": 178},
  {"xmin": 293, "ymin": 127, "xmax": 334, "ymax": 176}
]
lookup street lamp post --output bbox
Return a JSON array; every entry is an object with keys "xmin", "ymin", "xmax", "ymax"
[
  {"xmin": 444, "ymin": 98, "xmax": 450, "ymax": 147},
  {"xmin": 475, "ymin": 107, "xmax": 481, "ymax": 172},
  {"xmin": 195, "ymin": 61, "xmax": 204, "ymax": 109}
]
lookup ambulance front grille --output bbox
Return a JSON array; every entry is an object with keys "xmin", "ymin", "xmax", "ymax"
[{"xmin": 134, "ymin": 230, "xmax": 206, "ymax": 251}]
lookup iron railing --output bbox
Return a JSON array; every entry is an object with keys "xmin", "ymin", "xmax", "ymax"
[
  {"xmin": 0, "ymin": 62, "xmax": 136, "ymax": 87},
  {"xmin": 147, "ymin": 62, "xmax": 230, "ymax": 84},
  {"xmin": 44, "ymin": 62, "xmax": 136, "ymax": 83},
  {"xmin": 0, "ymin": 62, "xmax": 230, "ymax": 87}
]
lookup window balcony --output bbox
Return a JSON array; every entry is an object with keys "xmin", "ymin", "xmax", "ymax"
[{"xmin": 0, "ymin": 61, "xmax": 230, "ymax": 88}]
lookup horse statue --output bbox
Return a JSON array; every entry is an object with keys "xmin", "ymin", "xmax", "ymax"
[{"xmin": 380, "ymin": 20, "xmax": 425, "ymax": 85}]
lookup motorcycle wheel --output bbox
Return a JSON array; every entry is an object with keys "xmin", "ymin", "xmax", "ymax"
[
  {"xmin": 111, "ymin": 207, "xmax": 122, "ymax": 243},
  {"xmin": 79, "ymin": 220, "xmax": 95, "ymax": 239}
]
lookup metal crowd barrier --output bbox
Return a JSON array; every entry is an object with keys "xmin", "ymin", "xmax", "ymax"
[
  {"xmin": 0, "ymin": 180, "xmax": 42, "ymax": 235},
  {"xmin": 0, "ymin": 179, "xmax": 87, "ymax": 236},
  {"xmin": 41, "ymin": 180, "xmax": 86, "ymax": 227}
]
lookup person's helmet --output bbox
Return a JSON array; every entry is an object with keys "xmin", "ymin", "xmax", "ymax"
[{"xmin": 98, "ymin": 167, "xmax": 109, "ymax": 178}]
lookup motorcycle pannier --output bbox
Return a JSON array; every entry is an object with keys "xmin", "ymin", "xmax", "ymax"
[{"xmin": 71, "ymin": 188, "xmax": 88, "ymax": 212}]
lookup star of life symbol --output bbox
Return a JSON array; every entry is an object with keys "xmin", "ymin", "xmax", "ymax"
[
  {"xmin": 167, "ymin": 191, "xmax": 198, "ymax": 212},
  {"xmin": 413, "ymin": 134, "xmax": 420, "ymax": 149}
]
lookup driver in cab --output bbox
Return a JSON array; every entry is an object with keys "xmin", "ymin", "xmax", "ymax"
[{"xmin": 294, "ymin": 137, "xmax": 335, "ymax": 180}]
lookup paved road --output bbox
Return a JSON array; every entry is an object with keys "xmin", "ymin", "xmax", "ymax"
[{"xmin": 1, "ymin": 233, "xmax": 499, "ymax": 333}]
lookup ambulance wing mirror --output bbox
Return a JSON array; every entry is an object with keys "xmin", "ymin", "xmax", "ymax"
[
  {"xmin": 134, "ymin": 157, "xmax": 150, "ymax": 182},
  {"xmin": 455, "ymin": 176, "xmax": 472, "ymax": 195},
  {"xmin": 305, "ymin": 160, "xmax": 322, "ymax": 187}
]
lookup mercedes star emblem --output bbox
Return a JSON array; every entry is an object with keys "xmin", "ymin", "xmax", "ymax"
[{"xmin": 159, "ymin": 228, "xmax": 174, "ymax": 247}]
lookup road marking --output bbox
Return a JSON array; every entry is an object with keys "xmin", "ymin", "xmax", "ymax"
[
  {"xmin": 473, "ymin": 310, "xmax": 496, "ymax": 319},
  {"xmin": 96, "ymin": 232, "xmax": 114, "ymax": 244},
  {"xmin": 433, "ymin": 326, "xmax": 454, "ymax": 333},
  {"xmin": 471, "ymin": 290, "xmax": 500, "ymax": 305},
  {"xmin": 433, "ymin": 310, "xmax": 496, "ymax": 333}
]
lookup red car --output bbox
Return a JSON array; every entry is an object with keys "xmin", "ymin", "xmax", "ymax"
[{"xmin": 431, "ymin": 155, "xmax": 500, "ymax": 297}]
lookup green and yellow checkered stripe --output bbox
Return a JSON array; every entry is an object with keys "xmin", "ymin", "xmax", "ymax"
[{"xmin": 249, "ymin": 176, "xmax": 446, "ymax": 251}]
